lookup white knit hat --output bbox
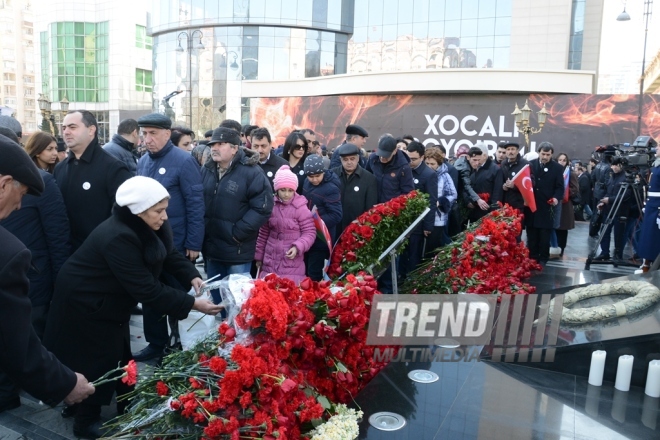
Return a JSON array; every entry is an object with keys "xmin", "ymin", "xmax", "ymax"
[{"xmin": 116, "ymin": 176, "xmax": 170, "ymax": 214}]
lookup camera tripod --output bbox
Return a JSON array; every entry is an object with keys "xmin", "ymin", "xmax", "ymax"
[{"xmin": 585, "ymin": 181, "xmax": 645, "ymax": 270}]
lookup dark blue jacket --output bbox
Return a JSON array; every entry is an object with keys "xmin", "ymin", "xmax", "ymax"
[
  {"xmin": 411, "ymin": 161, "xmax": 438, "ymax": 233},
  {"xmin": 303, "ymin": 170, "xmax": 343, "ymax": 249},
  {"xmin": 202, "ymin": 148, "xmax": 274, "ymax": 263},
  {"xmin": 0, "ymin": 171, "xmax": 70, "ymax": 306},
  {"xmin": 103, "ymin": 134, "xmax": 139, "ymax": 175},
  {"xmin": 137, "ymin": 141, "xmax": 205, "ymax": 253},
  {"xmin": 365, "ymin": 150, "xmax": 415, "ymax": 203}
]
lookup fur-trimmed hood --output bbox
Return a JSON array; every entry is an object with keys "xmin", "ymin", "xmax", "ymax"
[{"xmin": 112, "ymin": 204, "xmax": 173, "ymax": 267}]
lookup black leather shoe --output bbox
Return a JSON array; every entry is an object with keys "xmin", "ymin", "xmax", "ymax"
[
  {"xmin": 0, "ymin": 396, "xmax": 20, "ymax": 413},
  {"xmin": 593, "ymin": 254, "xmax": 610, "ymax": 261},
  {"xmin": 61, "ymin": 404, "xmax": 78, "ymax": 418},
  {"xmin": 130, "ymin": 305, "xmax": 143, "ymax": 315},
  {"xmin": 73, "ymin": 420, "xmax": 105, "ymax": 439},
  {"xmin": 133, "ymin": 345, "xmax": 164, "ymax": 362}
]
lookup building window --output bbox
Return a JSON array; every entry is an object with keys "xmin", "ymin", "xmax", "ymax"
[
  {"xmin": 136, "ymin": 25, "xmax": 152, "ymax": 50},
  {"xmin": 135, "ymin": 68, "xmax": 152, "ymax": 92},
  {"xmin": 568, "ymin": 0, "xmax": 585, "ymax": 70}
]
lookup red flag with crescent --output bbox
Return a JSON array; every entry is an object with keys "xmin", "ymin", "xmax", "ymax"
[{"xmin": 511, "ymin": 164, "xmax": 537, "ymax": 212}]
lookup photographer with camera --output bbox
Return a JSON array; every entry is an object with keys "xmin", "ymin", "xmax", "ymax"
[
  {"xmin": 591, "ymin": 146, "xmax": 615, "ymax": 204},
  {"xmin": 593, "ymin": 157, "xmax": 632, "ymax": 262},
  {"xmin": 636, "ymin": 142, "xmax": 660, "ymax": 271}
]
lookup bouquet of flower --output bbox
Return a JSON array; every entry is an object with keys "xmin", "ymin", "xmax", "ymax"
[
  {"xmin": 327, "ymin": 190, "xmax": 429, "ymax": 279},
  {"xmin": 105, "ymin": 273, "xmax": 393, "ymax": 439},
  {"xmin": 401, "ymin": 205, "xmax": 541, "ymax": 296}
]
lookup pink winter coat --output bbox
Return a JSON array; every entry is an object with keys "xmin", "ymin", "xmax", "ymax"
[{"xmin": 255, "ymin": 193, "xmax": 316, "ymax": 283}]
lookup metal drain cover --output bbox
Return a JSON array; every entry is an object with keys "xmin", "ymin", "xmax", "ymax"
[
  {"xmin": 435, "ymin": 338, "xmax": 460, "ymax": 348},
  {"xmin": 369, "ymin": 412, "xmax": 406, "ymax": 431},
  {"xmin": 408, "ymin": 369, "xmax": 439, "ymax": 383}
]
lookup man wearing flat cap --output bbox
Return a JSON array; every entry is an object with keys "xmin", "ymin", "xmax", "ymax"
[
  {"xmin": 331, "ymin": 142, "xmax": 378, "ymax": 237},
  {"xmin": 501, "ymin": 141, "xmax": 531, "ymax": 218},
  {"xmin": 366, "ymin": 135, "xmax": 415, "ymax": 294},
  {"xmin": 202, "ymin": 127, "xmax": 273, "ymax": 300},
  {"xmin": 0, "ymin": 134, "xmax": 95, "ymax": 413},
  {"xmin": 134, "ymin": 112, "xmax": 205, "ymax": 361},
  {"xmin": 55, "ymin": 110, "xmax": 132, "ymax": 251},
  {"xmin": 329, "ymin": 124, "xmax": 368, "ymax": 169}
]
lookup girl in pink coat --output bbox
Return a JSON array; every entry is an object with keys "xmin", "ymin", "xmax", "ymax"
[{"xmin": 255, "ymin": 166, "xmax": 316, "ymax": 283}]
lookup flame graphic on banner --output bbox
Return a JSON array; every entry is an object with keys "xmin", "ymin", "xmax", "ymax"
[
  {"xmin": 530, "ymin": 94, "xmax": 660, "ymax": 140},
  {"xmin": 251, "ymin": 95, "xmax": 413, "ymax": 146}
]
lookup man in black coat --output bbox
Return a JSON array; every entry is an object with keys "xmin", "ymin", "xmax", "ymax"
[
  {"xmin": 102, "ymin": 118, "xmax": 140, "ymax": 175},
  {"xmin": 202, "ymin": 128, "xmax": 274, "ymax": 303},
  {"xmin": 0, "ymin": 135, "xmax": 94, "ymax": 413},
  {"xmin": 594, "ymin": 157, "xmax": 631, "ymax": 261},
  {"xmin": 400, "ymin": 141, "xmax": 438, "ymax": 278},
  {"xmin": 467, "ymin": 144, "xmax": 503, "ymax": 221},
  {"xmin": 329, "ymin": 124, "xmax": 368, "ymax": 169},
  {"xmin": 55, "ymin": 110, "xmax": 132, "ymax": 251},
  {"xmin": 576, "ymin": 165, "xmax": 593, "ymax": 220},
  {"xmin": 331, "ymin": 143, "xmax": 378, "ymax": 237},
  {"xmin": 501, "ymin": 142, "xmax": 531, "ymax": 214},
  {"xmin": 251, "ymin": 127, "xmax": 288, "ymax": 191},
  {"xmin": 525, "ymin": 142, "xmax": 565, "ymax": 265}
]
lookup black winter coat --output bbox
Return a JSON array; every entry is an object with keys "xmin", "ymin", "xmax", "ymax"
[
  {"xmin": 43, "ymin": 206, "xmax": 198, "ymax": 405},
  {"xmin": 578, "ymin": 172, "xmax": 592, "ymax": 207},
  {"xmin": 453, "ymin": 156, "xmax": 480, "ymax": 204},
  {"xmin": 591, "ymin": 159, "xmax": 612, "ymax": 202},
  {"xmin": 303, "ymin": 170, "xmax": 343, "ymax": 248},
  {"xmin": 54, "ymin": 138, "xmax": 132, "ymax": 250},
  {"xmin": 0, "ymin": 171, "xmax": 70, "ymax": 306},
  {"xmin": 331, "ymin": 165, "xmax": 378, "ymax": 236},
  {"xmin": 259, "ymin": 152, "xmax": 289, "ymax": 191},
  {"xmin": 501, "ymin": 154, "xmax": 531, "ymax": 212},
  {"xmin": 202, "ymin": 148, "xmax": 274, "ymax": 264},
  {"xmin": 411, "ymin": 162, "xmax": 438, "ymax": 233},
  {"xmin": 102, "ymin": 134, "xmax": 139, "ymax": 175},
  {"xmin": 365, "ymin": 150, "xmax": 415, "ymax": 203},
  {"xmin": 0, "ymin": 226, "xmax": 76, "ymax": 407},
  {"xmin": 526, "ymin": 159, "xmax": 565, "ymax": 229},
  {"xmin": 468, "ymin": 157, "xmax": 504, "ymax": 221}
]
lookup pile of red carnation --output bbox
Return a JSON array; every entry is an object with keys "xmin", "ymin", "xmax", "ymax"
[
  {"xmin": 328, "ymin": 190, "xmax": 428, "ymax": 278},
  {"xmin": 108, "ymin": 273, "xmax": 394, "ymax": 440},
  {"xmin": 401, "ymin": 204, "xmax": 541, "ymax": 296}
]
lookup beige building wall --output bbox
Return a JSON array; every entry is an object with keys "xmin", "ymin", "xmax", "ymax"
[
  {"xmin": 509, "ymin": 0, "xmax": 573, "ymax": 70},
  {"xmin": 0, "ymin": 0, "xmax": 37, "ymax": 135},
  {"xmin": 582, "ymin": 0, "xmax": 604, "ymax": 72}
]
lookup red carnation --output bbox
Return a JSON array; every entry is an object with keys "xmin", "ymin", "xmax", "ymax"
[
  {"xmin": 156, "ymin": 381, "xmax": 169, "ymax": 396},
  {"xmin": 121, "ymin": 360, "xmax": 137, "ymax": 386}
]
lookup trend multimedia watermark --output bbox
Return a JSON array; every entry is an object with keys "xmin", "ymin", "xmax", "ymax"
[{"xmin": 367, "ymin": 294, "xmax": 564, "ymax": 363}]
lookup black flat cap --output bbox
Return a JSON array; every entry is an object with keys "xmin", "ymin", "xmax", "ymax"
[
  {"xmin": 346, "ymin": 124, "xmax": 368, "ymax": 137},
  {"xmin": 337, "ymin": 142, "xmax": 360, "ymax": 156},
  {"xmin": 204, "ymin": 129, "xmax": 214, "ymax": 138},
  {"xmin": 0, "ymin": 116, "xmax": 22, "ymax": 137},
  {"xmin": 375, "ymin": 136, "xmax": 396, "ymax": 158},
  {"xmin": 208, "ymin": 127, "xmax": 241, "ymax": 146},
  {"xmin": 0, "ymin": 134, "xmax": 44, "ymax": 196},
  {"xmin": 501, "ymin": 141, "xmax": 520, "ymax": 149},
  {"xmin": 137, "ymin": 113, "xmax": 172, "ymax": 130}
]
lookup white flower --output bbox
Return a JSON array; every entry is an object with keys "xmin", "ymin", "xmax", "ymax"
[{"xmin": 308, "ymin": 404, "xmax": 363, "ymax": 440}]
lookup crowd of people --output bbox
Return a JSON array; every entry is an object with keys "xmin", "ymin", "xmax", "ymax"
[{"xmin": 1, "ymin": 109, "xmax": 660, "ymax": 439}]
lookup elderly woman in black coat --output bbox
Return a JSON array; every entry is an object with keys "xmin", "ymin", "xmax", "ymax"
[{"xmin": 43, "ymin": 176, "xmax": 222, "ymax": 439}]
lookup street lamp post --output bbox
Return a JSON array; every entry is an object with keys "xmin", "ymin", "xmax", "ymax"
[
  {"xmin": 511, "ymin": 99, "xmax": 549, "ymax": 148},
  {"xmin": 617, "ymin": 0, "xmax": 653, "ymax": 137},
  {"xmin": 176, "ymin": 30, "xmax": 204, "ymax": 130},
  {"xmin": 37, "ymin": 93, "xmax": 53, "ymax": 134}
]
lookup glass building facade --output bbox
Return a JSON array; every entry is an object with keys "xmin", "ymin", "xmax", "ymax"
[
  {"xmin": 349, "ymin": 0, "xmax": 512, "ymax": 72},
  {"xmin": 150, "ymin": 0, "xmax": 514, "ymax": 132},
  {"xmin": 40, "ymin": 21, "xmax": 109, "ymax": 103},
  {"xmin": 568, "ymin": 0, "xmax": 585, "ymax": 70}
]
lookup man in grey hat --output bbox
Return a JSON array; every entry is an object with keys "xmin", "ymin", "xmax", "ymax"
[
  {"xmin": 329, "ymin": 124, "xmax": 368, "ymax": 169},
  {"xmin": 0, "ymin": 135, "xmax": 95, "ymax": 412},
  {"xmin": 0, "ymin": 115, "xmax": 22, "ymax": 142},
  {"xmin": 134, "ymin": 112, "xmax": 205, "ymax": 361},
  {"xmin": 55, "ymin": 110, "xmax": 132, "ymax": 251},
  {"xmin": 331, "ymin": 143, "xmax": 378, "ymax": 237}
]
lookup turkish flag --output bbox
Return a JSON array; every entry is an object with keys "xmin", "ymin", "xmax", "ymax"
[{"xmin": 511, "ymin": 164, "xmax": 537, "ymax": 212}]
